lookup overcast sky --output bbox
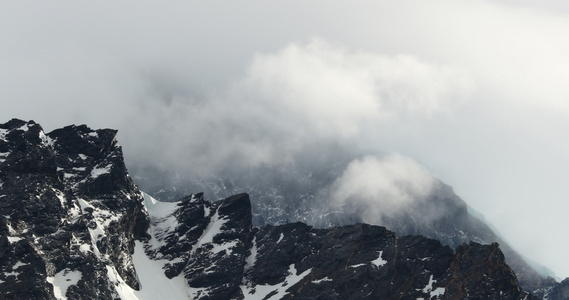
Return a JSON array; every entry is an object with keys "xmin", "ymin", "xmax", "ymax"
[{"xmin": 1, "ymin": 1, "xmax": 569, "ymax": 278}]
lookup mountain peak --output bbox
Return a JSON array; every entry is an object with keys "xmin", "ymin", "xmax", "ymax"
[
  {"xmin": 0, "ymin": 119, "xmax": 552, "ymax": 299},
  {"xmin": 0, "ymin": 119, "xmax": 148, "ymax": 298}
]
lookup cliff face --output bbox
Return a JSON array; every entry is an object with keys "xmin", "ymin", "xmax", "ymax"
[
  {"xmin": 142, "ymin": 192, "xmax": 535, "ymax": 300},
  {"xmin": 0, "ymin": 119, "xmax": 539, "ymax": 299},
  {"xmin": 131, "ymin": 154, "xmax": 552, "ymax": 294},
  {"xmin": 0, "ymin": 119, "xmax": 149, "ymax": 299}
]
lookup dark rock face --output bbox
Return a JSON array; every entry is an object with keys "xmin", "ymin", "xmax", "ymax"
[
  {"xmin": 132, "ymin": 161, "xmax": 557, "ymax": 295},
  {"xmin": 141, "ymin": 191, "xmax": 536, "ymax": 299},
  {"xmin": 446, "ymin": 242, "xmax": 524, "ymax": 299},
  {"xmin": 547, "ymin": 278, "xmax": 569, "ymax": 300},
  {"xmin": 0, "ymin": 119, "xmax": 148, "ymax": 299},
  {"xmin": 143, "ymin": 193, "xmax": 254, "ymax": 299}
]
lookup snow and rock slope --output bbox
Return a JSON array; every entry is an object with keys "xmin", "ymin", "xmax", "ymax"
[
  {"xmin": 142, "ymin": 192, "xmax": 536, "ymax": 300},
  {"xmin": 132, "ymin": 158, "xmax": 558, "ymax": 296},
  {"xmin": 0, "ymin": 119, "xmax": 562, "ymax": 299},
  {"xmin": 0, "ymin": 119, "xmax": 149, "ymax": 299}
]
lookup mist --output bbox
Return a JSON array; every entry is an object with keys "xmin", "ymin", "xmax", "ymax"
[
  {"xmin": 1, "ymin": 0, "xmax": 569, "ymax": 278},
  {"xmin": 118, "ymin": 39, "xmax": 472, "ymax": 176},
  {"xmin": 331, "ymin": 154, "xmax": 436, "ymax": 225}
]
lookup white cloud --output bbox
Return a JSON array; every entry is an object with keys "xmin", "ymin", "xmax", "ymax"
[
  {"xmin": 238, "ymin": 39, "xmax": 473, "ymax": 139},
  {"xmin": 113, "ymin": 39, "xmax": 473, "ymax": 173},
  {"xmin": 331, "ymin": 154, "xmax": 435, "ymax": 224}
]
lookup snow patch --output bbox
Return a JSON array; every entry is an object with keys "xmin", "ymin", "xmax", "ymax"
[
  {"xmin": 53, "ymin": 188, "xmax": 66, "ymax": 208},
  {"xmin": 77, "ymin": 198, "xmax": 123, "ymax": 258},
  {"xmin": 191, "ymin": 206, "xmax": 229, "ymax": 254},
  {"xmin": 203, "ymin": 205, "xmax": 210, "ymax": 218},
  {"xmin": 276, "ymin": 233, "xmax": 284, "ymax": 244},
  {"xmin": 12, "ymin": 261, "xmax": 27, "ymax": 269},
  {"xmin": 350, "ymin": 263, "xmax": 366, "ymax": 268},
  {"xmin": 7, "ymin": 236, "xmax": 23, "ymax": 243},
  {"xmin": 17, "ymin": 123, "xmax": 30, "ymax": 132},
  {"xmin": 142, "ymin": 192, "xmax": 179, "ymax": 252},
  {"xmin": 311, "ymin": 277, "xmax": 333, "ymax": 284},
  {"xmin": 105, "ymin": 265, "xmax": 139, "ymax": 300},
  {"xmin": 39, "ymin": 129, "xmax": 49, "ymax": 144},
  {"xmin": 245, "ymin": 237, "xmax": 258, "ymax": 269},
  {"xmin": 4, "ymin": 270, "xmax": 20, "ymax": 277},
  {"xmin": 0, "ymin": 128, "xmax": 7, "ymax": 141},
  {"xmin": 420, "ymin": 275, "xmax": 445, "ymax": 299},
  {"xmin": 188, "ymin": 286, "xmax": 211, "ymax": 299},
  {"xmin": 241, "ymin": 264, "xmax": 311, "ymax": 300},
  {"xmin": 143, "ymin": 192, "xmax": 178, "ymax": 219},
  {"xmin": 79, "ymin": 244, "xmax": 92, "ymax": 255},
  {"xmin": 422, "ymin": 275, "xmax": 435, "ymax": 293},
  {"xmin": 431, "ymin": 287, "xmax": 446, "ymax": 297},
  {"xmin": 91, "ymin": 164, "xmax": 112, "ymax": 177},
  {"xmin": 211, "ymin": 240, "xmax": 239, "ymax": 255},
  {"xmin": 6, "ymin": 222, "xmax": 18, "ymax": 235},
  {"xmin": 371, "ymin": 250, "xmax": 387, "ymax": 267},
  {"xmin": 69, "ymin": 204, "xmax": 81, "ymax": 222},
  {"xmin": 130, "ymin": 241, "xmax": 191, "ymax": 300},
  {"xmin": 47, "ymin": 269, "xmax": 82, "ymax": 300}
]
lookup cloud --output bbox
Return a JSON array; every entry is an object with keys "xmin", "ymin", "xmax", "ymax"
[
  {"xmin": 109, "ymin": 39, "xmax": 474, "ymax": 176},
  {"xmin": 330, "ymin": 154, "xmax": 436, "ymax": 225},
  {"xmin": 238, "ymin": 39, "xmax": 473, "ymax": 138}
]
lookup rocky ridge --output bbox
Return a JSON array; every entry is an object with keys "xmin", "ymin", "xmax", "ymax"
[
  {"xmin": 0, "ymin": 119, "xmax": 149, "ymax": 299},
  {"xmin": 142, "ymin": 190, "xmax": 537, "ymax": 300},
  {"xmin": 0, "ymin": 119, "xmax": 561, "ymax": 299},
  {"xmin": 132, "ymin": 160, "xmax": 562, "ymax": 296}
]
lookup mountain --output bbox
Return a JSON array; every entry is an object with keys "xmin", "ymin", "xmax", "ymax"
[
  {"xmin": 131, "ymin": 158, "xmax": 559, "ymax": 296},
  {"xmin": 149, "ymin": 192, "xmax": 534, "ymax": 300},
  {"xmin": 0, "ymin": 118, "xmax": 563, "ymax": 299},
  {"xmin": 0, "ymin": 119, "xmax": 149, "ymax": 299}
]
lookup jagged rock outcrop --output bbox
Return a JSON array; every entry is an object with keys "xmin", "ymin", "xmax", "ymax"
[
  {"xmin": 143, "ymin": 193, "xmax": 254, "ymax": 299},
  {"xmin": 0, "ymin": 119, "xmax": 149, "ymax": 299},
  {"xmin": 132, "ymin": 160, "xmax": 560, "ymax": 296},
  {"xmin": 129, "ymin": 159, "xmax": 361, "ymax": 227},
  {"xmin": 143, "ymin": 192, "xmax": 536, "ymax": 299},
  {"xmin": 546, "ymin": 278, "xmax": 569, "ymax": 300}
]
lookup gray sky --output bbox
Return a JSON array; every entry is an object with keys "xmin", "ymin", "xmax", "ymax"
[{"xmin": 1, "ymin": 1, "xmax": 569, "ymax": 278}]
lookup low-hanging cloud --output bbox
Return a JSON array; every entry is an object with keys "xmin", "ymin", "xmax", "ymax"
[
  {"xmin": 237, "ymin": 39, "xmax": 473, "ymax": 138},
  {"xmin": 330, "ymin": 154, "xmax": 436, "ymax": 225},
  {"xmin": 119, "ymin": 39, "xmax": 473, "ymax": 175}
]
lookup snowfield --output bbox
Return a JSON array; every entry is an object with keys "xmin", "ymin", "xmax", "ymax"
[
  {"xmin": 131, "ymin": 193, "xmax": 191, "ymax": 300},
  {"xmin": 47, "ymin": 269, "xmax": 82, "ymax": 300}
]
